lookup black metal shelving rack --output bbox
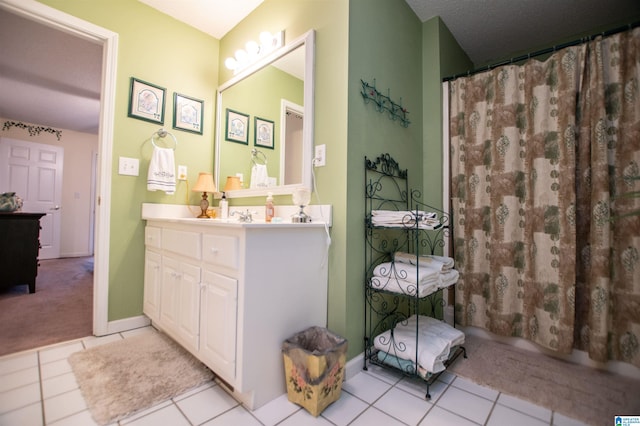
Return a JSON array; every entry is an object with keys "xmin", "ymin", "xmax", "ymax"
[{"xmin": 363, "ymin": 153, "xmax": 466, "ymax": 399}]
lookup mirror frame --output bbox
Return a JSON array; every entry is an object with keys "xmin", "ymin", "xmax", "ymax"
[{"xmin": 215, "ymin": 29, "xmax": 315, "ymax": 199}]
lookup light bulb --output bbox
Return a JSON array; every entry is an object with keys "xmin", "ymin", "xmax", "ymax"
[
  {"xmin": 245, "ymin": 40, "xmax": 260, "ymax": 57},
  {"xmin": 224, "ymin": 57, "xmax": 237, "ymax": 70},
  {"xmin": 235, "ymin": 49, "xmax": 248, "ymax": 62},
  {"xmin": 259, "ymin": 31, "xmax": 273, "ymax": 48}
]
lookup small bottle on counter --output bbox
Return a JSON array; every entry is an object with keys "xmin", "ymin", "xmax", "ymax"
[
  {"xmin": 220, "ymin": 192, "xmax": 229, "ymax": 219},
  {"xmin": 265, "ymin": 192, "xmax": 274, "ymax": 222}
]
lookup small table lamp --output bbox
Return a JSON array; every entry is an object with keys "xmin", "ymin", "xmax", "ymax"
[
  {"xmin": 192, "ymin": 172, "xmax": 217, "ymax": 218},
  {"xmin": 224, "ymin": 175, "xmax": 242, "ymax": 191}
]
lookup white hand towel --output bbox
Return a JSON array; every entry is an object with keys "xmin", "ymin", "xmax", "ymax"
[
  {"xmin": 147, "ymin": 146, "xmax": 176, "ymax": 194},
  {"xmin": 394, "ymin": 252, "xmax": 455, "ymax": 270},
  {"xmin": 373, "ymin": 262, "xmax": 440, "ymax": 284},
  {"xmin": 370, "ymin": 276, "xmax": 438, "ymax": 297},
  {"xmin": 250, "ymin": 163, "xmax": 270, "ymax": 188}
]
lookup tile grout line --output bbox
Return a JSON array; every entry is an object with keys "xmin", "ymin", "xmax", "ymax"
[
  {"xmin": 482, "ymin": 391, "xmax": 500, "ymax": 426},
  {"xmin": 37, "ymin": 350, "xmax": 47, "ymax": 426}
]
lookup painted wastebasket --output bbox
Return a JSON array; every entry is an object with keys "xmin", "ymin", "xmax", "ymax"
[{"xmin": 282, "ymin": 326, "xmax": 348, "ymax": 416}]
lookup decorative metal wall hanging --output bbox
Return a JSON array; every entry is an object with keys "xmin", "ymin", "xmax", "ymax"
[
  {"xmin": 360, "ymin": 79, "xmax": 410, "ymax": 127},
  {"xmin": 2, "ymin": 120, "xmax": 62, "ymax": 140}
]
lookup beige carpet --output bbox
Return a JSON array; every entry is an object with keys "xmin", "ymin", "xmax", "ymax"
[
  {"xmin": 0, "ymin": 256, "xmax": 93, "ymax": 356},
  {"xmin": 68, "ymin": 331, "xmax": 214, "ymax": 425},
  {"xmin": 449, "ymin": 334, "xmax": 640, "ymax": 426}
]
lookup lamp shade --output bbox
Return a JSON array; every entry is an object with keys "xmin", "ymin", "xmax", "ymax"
[
  {"xmin": 192, "ymin": 172, "xmax": 217, "ymax": 193},
  {"xmin": 224, "ymin": 175, "xmax": 242, "ymax": 191}
]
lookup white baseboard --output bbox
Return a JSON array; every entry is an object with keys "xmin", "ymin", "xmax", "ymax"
[
  {"xmin": 59, "ymin": 252, "xmax": 93, "ymax": 258},
  {"xmin": 99, "ymin": 315, "xmax": 151, "ymax": 336},
  {"xmin": 346, "ymin": 352, "xmax": 365, "ymax": 381}
]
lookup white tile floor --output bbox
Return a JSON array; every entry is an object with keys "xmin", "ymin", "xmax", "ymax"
[{"xmin": 0, "ymin": 327, "xmax": 589, "ymax": 426}]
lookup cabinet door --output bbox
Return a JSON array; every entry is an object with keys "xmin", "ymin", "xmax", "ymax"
[
  {"xmin": 200, "ymin": 268, "xmax": 238, "ymax": 383},
  {"xmin": 160, "ymin": 256, "xmax": 200, "ymax": 352},
  {"xmin": 160, "ymin": 256, "xmax": 180, "ymax": 333},
  {"xmin": 143, "ymin": 249, "xmax": 161, "ymax": 322},
  {"xmin": 177, "ymin": 261, "xmax": 201, "ymax": 352}
]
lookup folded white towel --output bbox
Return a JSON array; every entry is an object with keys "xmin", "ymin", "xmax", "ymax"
[
  {"xmin": 373, "ymin": 315, "xmax": 464, "ymax": 373},
  {"xmin": 370, "ymin": 276, "xmax": 439, "ymax": 297},
  {"xmin": 371, "ymin": 210, "xmax": 440, "ymax": 228},
  {"xmin": 147, "ymin": 146, "xmax": 176, "ymax": 194},
  {"xmin": 439, "ymin": 269, "xmax": 459, "ymax": 288},
  {"xmin": 372, "ymin": 210, "xmax": 436, "ymax": 218},
  {"xmin": 373, "ymin": 262, "xmax": 440, "ymax": 284},
  {"xmin": 394, "ymin": 252, "xmax": 455, "ymax": 270},
  {"xmin": 250, "ymin": 163, "xmax": 270, "ymax": 188},
  {"xmin": 404, "ymin": 315, "xmax": 465, "ymax": 347},
  {"xmin": 373, "ymin": 315, "xmax": 465, "ymax": 373}
]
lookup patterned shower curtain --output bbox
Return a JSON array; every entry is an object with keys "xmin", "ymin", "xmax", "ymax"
[{"xmin": 450, "ymin": 28, "xmax": 640, "ymax": 367}]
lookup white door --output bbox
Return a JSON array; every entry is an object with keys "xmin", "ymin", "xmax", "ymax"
[{"xmin": 0, "ymin": 137, "xmax": 63, "ymax": 259}]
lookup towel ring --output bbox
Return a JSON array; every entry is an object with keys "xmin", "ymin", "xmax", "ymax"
[
  {"xmin": 251, "ymin": 148, "xmax": 267, "ymax": 165},
  {"xmin": 151, "ymin": 128, "xmax": 178, "ymax": 150}
]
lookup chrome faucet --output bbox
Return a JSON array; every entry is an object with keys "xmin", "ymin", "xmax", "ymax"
[{"xmin": 231, "ymin": 209, "xmax": 255, "ymax": 223}]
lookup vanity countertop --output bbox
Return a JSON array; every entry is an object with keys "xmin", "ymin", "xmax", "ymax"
[{"xmin": 141, "ymin": 203, "xmax": 332, "ymax": 227}]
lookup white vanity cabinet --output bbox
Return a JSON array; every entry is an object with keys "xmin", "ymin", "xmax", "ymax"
[
  {"xmin": 159, "ymin": 255, "xmax": 201, "ymax": 352},
  {"xmin": 200, "ymin": 268, "xmax": 238, "ymax": 383},
  {"xmin": 142, "ymin": 218, "xmax": 329, "ymax": 410},
  {"xmin": 143, "ymin": 226, "xmax": 162, "ymax": 322}
]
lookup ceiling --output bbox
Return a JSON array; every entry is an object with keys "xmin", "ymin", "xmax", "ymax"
[{"xmin": 1, "ymin": 1, "xmax": 638, "ymax": 134}]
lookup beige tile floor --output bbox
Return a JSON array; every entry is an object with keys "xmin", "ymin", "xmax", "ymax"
[{"xmin": 0, "ymin": 327, "xmax": 589, "ymax": 426}]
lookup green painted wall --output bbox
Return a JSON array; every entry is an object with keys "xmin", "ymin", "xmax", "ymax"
[
  {"xmin": 37, "ymin": 0, "xmax": 219, "ymax": 320},
  {"xmin": 36, "ymin": 0, "xmax": 471, "ymax": 361},
  {"xmin": 218, "ymin": 65, "xmax": 303, "ymax": 185},
  {"xmin": 37, "ymin": 0, "xmax": 351, "ymax": 328},
  {"xmin": 219, "ymin": 1, "xmax": 352, "ymax": 348},
  {"xmin": 346, "ymin": 0, "xmax": 423, "ymax": 358},
  {"xmin": 421, "ymin": 17, "xmax": 472, "ymax": 211}
]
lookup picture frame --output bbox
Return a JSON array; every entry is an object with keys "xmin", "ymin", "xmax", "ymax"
[
  {"xmin": 225, "ymin": 109, "xmax": 249, "ymax": 144},
  {"xmin": 173, "ymin": 93, "xmax": 203, "ymax": 134},
  {"xmin": 254, "ymin": 116, "xmax": 274, "ymax": 149},
  {"xmin": 128, "ymin": 77, "xmax": 165, "ymax": 124}
]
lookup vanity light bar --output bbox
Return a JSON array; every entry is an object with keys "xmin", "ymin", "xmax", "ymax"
[{"xmin": 225, "ymin": 31, "xmax": 284, "ymax": 74}]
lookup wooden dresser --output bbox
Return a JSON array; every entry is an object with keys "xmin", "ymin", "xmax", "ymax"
[{"xmin": 0, "ymin": 212, "xmax": 46, "ymax": 293}]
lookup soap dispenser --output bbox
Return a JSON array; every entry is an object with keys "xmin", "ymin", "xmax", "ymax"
[
  {"xmin": 220, "ymin": 192, "xmax": 229, "ymax": 219},
  {"xmin": 265, "ymin": 192, "xmax": 274, "ymax": 222}
]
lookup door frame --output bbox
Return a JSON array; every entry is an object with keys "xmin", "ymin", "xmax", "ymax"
[{"xmin": 0, "ymin": 0, "xmax": 117, "ymax": 335}]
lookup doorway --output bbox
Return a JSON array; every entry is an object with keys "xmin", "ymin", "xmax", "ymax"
[{"xmin": 0, "ymin": 0, "xmax": 118, "ymax": 343}]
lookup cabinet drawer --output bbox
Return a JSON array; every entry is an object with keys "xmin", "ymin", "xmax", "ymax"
[
  {"xmin": 162, "ymin": 228, "xmax": 201, "ymax": 259},
  {"xmin": 145, "ymin": 226, "xmax": 162, "ymax": 249},
  {"xmin": 202, "ymin": 234, "xmax": 238, "ymax": 269}
]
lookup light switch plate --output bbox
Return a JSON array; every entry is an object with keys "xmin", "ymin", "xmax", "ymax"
[{"xmin": 118, "ymin": 157, "xmax": 139, "ymax": 176}]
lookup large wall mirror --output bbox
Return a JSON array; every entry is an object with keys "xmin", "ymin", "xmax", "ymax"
[{"xmin": 215, "ymin": 30, "xmax": 315, "ymax": 199}]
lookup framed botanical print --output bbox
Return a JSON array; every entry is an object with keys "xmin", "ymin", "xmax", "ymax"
[
  {"xmin": 225, "ymin": 109, "xmax": 249, "ymax": 144},
  {"xmin": 128, "ymin": 77, "xmax": 165, "ymax": 124},
  {"xmin": 254, "ymin": 116, "xmax": 274, "ymax": 149},
  {"xmin": 173, "ymin": 93, "xmax": 203, "ymax": 134}
]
